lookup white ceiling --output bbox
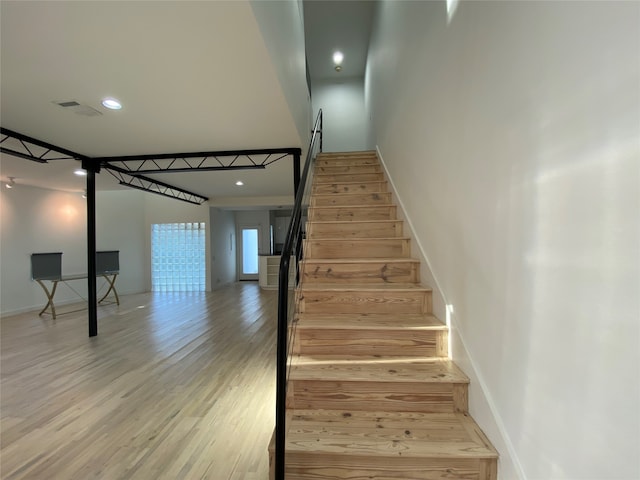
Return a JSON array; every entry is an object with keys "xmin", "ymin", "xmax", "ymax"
[
  {"xmin": 304, "ymin": 0, "xmax": 375, "ymax": 81},
  {"xmin": 0, "ymin": 0, "xmax": 375, "ymax": 205}
]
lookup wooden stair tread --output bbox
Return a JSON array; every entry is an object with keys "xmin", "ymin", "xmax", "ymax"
[
  {"xmin": 295, "ymin": 313, "xmax": 445, "ymax": 330},
  {"xmin": 285, "ymin": 410, "xmax": 498, "ymax": 459},
  {"xmin": 317, "ymin": 151, "xmax": 377, "ymax": 156},
  {"xmin": 312, "ymin": 180, "xmax": 387, "ymax": 185},
  {"xmin": 305, "ymin": 237, "xmax": 410, "ymax": 242},
  {"xmin": 310, "ymin": 204, "xmax": 395, "ymax": 209},
  {"xmin": 301, "ymin": 258, "xmax": 418, "ymax": 264},
  {"xmin": 315, "ymin": 173, "xmax": 384, "ymax": 180},
  {"xmin": 299, "ymin": 283, "xmax": 431, "ymax": 292},
  {"xmin": 290, "ymin": 356, "xmax": 469, "ymax": 384},
  {"xmin": 311, "ymin": 192, "xmax": 393, "ymax": 207},
  {"xmin": 316, "ymin": 153, "xmax": 378, "ymax": 157},
  {"xmin": 311, "ymin": 194, "xmax": 391, "ymax": 199},
  {"xmin": 307, "ymin": 219, "xmax": 400, "ymax": 225},
  {"xmin": 311, "ymin": 192, "xmax": 389, "ymax": 197}
]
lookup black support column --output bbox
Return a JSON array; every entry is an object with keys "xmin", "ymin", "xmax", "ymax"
[{"xmin": 83, "ymin": 159, "xmax": 100, "ymax": 337}]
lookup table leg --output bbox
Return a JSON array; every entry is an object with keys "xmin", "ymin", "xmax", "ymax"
[
  {"xmin": 98, "ymin": 274, "xmax": 120, "ymax": 305},
  {"xmin": 36, "ymin": 279, "xmax": 58, "ymax": 320}
]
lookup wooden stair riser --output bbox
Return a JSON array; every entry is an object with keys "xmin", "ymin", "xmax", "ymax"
[
  {"xmin": 305, "ymin": 238, "xmax": 410, "ymax": 259},
  {"xmin": 315, "ymin": 164, "xmax": 382, "ymax": 175},
  {"xmin": 298, "ymin": 289, "xmax": 432, "ymax": 314},
  {"xmin": 289, "ymin": 380, "xmax": 468, "ymax": 413},
  {"xmin": 312, "ymin": 182, "xmax": 387, "ymax": 195},
  {"xmin": 284, "ymin": 455, "xmax": 497, "ymax": 480},
  {"xmin": 308, "ymin": 205, "xmax": 397, "ymax": 221},
  {"xmin": 316, "ymin": 157, "xmax": 379, "ymax": 167},
  {"xmin": 317, "ymin": 151, "xmax": 376, "ymax": 157},
  {"xmin": 301, "ymin": 260, "xmax": 419, "ymax": 284},
  {"xmin": 311, "ymin": 192, "xmax": 393, "ymax": 207},
  {"xmin": 314, "ymin": 172, "xmax": 384, "ymax": 183},
  {"xmin": 306, "ymin": 220, "xmax": 402, "ymax": 238},
  {"xmin": 294, "ymin": 328, "xmax": 447, "ymax": 357},
  {"xmin": 316, "ymin": 152, "xmax": 377, "ymax": 161}
]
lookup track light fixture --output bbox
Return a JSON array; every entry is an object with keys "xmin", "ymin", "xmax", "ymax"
[{"xmin": 5, "ymin": 177, "xmax": 15, "ymax": 189}]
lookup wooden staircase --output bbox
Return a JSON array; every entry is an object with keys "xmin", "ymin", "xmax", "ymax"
[{"xmin": 270, "ymin": 151, "xmax": 498, "ymax": 479}]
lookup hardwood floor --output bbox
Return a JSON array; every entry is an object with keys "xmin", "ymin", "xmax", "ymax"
[{"xmin": 1, "ymin": 283, "xmax": 277, "ymax": 480}]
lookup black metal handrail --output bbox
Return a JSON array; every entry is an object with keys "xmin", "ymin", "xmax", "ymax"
[{"xmin": 275, "ymin": 109, "xmax": 322, "ymax": 479}]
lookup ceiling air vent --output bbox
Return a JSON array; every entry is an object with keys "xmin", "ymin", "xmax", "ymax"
[
  {"xmin": 53, "ymin": 100, "xmax": 103, "ymax": 117},
  {"xmin": 56, "ymin": 100, "xmax": 80, "ymax": 108}
]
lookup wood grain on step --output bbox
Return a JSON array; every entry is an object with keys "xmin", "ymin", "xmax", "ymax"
[
  {"xmin": 290, "ymin": 379, "xmax": 461, "ymax": 413},
  {"xmin": 304, "ymin": 238, "xmax": 410, "ymax": 259},
  {"xmin": 301, "ymin": 258, "xmax": 418, "ymax": 283},
  {"xmin": 308, "ymin": 205, "xmax": 396, "ymax": 221},
  {"xmin": 314, "ymin": 172, "xmax": 385, "ymax": 183},
  {"xmin": 295, "ymin": 313, "xmax": 445, "ymax": 330},
  {"xmin": 315, "ymin": 164, "xmax": 382, "ymax": 175},
  {"xmin": 298, "ymin": 284, "xmax": 431, "ymax": 314},
  {"xmin": 311, "ymin": 191, "xmax": 392, "ymax": 207},
  {"xmin": 312, "ymin": 181, "xmax": 387, "ymax": 195},
  {"xmin": 306, "ymin": 219, "xmax": 402, "ymax": 238},
  {"xmin": 282, "ymin": 410, "xmax": 499, "ymax": 478},
  {"xmin": 290, "ymin": 356, "xmax": 467, "ymax": 383},
  {"xmin": 295, "ymin": 327, "xmax": 441, "ymax": 357}
]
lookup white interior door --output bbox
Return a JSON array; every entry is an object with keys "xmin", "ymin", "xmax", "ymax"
[{"xmin": 238, "ymin": 225, "xmax": 260, "ymax": 281}]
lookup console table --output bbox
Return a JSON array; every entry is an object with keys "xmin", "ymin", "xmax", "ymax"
[
  {"xmin": 31, "ymin": 251, "xmax": 120, "ymax": 320},
  {"xmin": 35, "ymin": 273, "xmax": 120, "ymax": 320}
]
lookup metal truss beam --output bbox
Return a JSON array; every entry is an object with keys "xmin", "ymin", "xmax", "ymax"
[
  {"xmin": 95, "ymin": 148, "xmax": 301, "ymax": 175},
  {"xmin": 0, "ymin": 127, "xmax": 88, "ymax": 163},
  {"xmin": 1, "ymin": 127, "xmax": 295, "ymax": 206},
  {"xmin": 1, "ymin": 127, "xmax": 209, "ymax": 204},
  {"xmin": 103, "ymin": 165, "xmax": 209, "ymax": 205}
]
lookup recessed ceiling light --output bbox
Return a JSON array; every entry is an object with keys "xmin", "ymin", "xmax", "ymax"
[
  {"xmin": 333, "ymin": 51, "xmax": 344, "ymax": 66},
  {"xmin": 235, "ymin": 180, "xmax": 244, "ymax": 186},
  {"xmin": 101, "ymin": 97, "xmax": 122, "ymax": 110},
  {"xmin": 74, "ymin": 169, "xmax": 87, "ymax": 176}
]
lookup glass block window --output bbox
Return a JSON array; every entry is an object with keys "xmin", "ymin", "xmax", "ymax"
[{"xmin": 151, "ymin": 222, "xmax": 206, "ymax": 292}]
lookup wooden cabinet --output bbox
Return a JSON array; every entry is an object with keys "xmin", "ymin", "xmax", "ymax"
[{"xmin": 258, "ymin": 255, "xmax": 295, "ymax": 290}]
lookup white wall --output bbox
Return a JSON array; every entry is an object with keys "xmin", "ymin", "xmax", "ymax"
[
  {"xmin": 366, "ymin": 1, "xmax": 639, "ymax": 479},
  {"xmin": 143, "ymin": 195, "xmax": 211, "ymax": 291},
  {"xmin": 96, "ymin": 190, "xmax": 146, "ymax": 296},
  {"xmin": 250, "ymin": 0, "xmax": 311, "ymax": 146},
  {"xmin": 0, "ymin": 186, "xmax": 146, "ymax": 316},
  {"xmin": 312, "ymin": 78, "xmax": 369, "ymax": 152},
  {"xmin": 210, "ymin": 207, "xmax": 236, "ymax": 289},
  {"xmin": 1, "ymin": 185, "xmax": 219, "ymax": 315}
]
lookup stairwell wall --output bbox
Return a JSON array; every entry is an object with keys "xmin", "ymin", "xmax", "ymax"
[
  {"xmin": 365, "ymin": 1, "xmax": 639, "ymax": 479},
  {"xmin": 311, "ymin": 78, "xmax": 369, "ymax": 152},
  {"xmin": 250, "ymin": 0, "xmax": 311, "ymax": 147}
]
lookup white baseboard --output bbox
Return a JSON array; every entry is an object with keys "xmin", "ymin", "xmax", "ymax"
[
  {"xmin": 374, "ymin": 146, "xmax": 448, "ymax": 322},
  {"xmin": 1, "ymin": 297, "xmax": 87, "ymax": 318},
  {"xmin": 375, "ymin": 145, "xmax": 525, "ymax": 480}
]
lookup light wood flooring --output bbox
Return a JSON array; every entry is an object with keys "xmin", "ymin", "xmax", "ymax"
[{"xmin": 1, "ymin": 283, "xmax": 276, "ymax": 480}]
